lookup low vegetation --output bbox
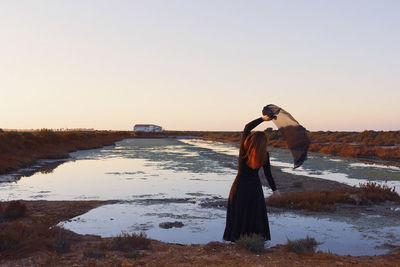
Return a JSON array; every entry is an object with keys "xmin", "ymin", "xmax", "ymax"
[
  {"xmin": 53, "ymin": 227, "xmax": 71, "ymax": 254},
  {"xmin": 96, "ymin": 232, "xmax": 151, "ymax": 259},
  {"xmin": 0, "ymin": 201, "xmax": 27, "ymax": 220},
  {"xmin": 266, "ymin": 130, "xmax": 400, "ymax": 164},
  {"xmin": 0, "ymin": 200, "xmax": 80, "ymax": 258},
  {"xmin": 236, "ymin": 234, "xmax": 265, "ymax": 254},
  {"xmin": 0, "ymin": 220, "xmax": 76, "ymax": 258},
  {"xmin": 267, "ymin": 182, "xmax": 400, "ymax": 211},
  {"xmin": 0, "ymin": 200, "xmax": 106, "ymax": 260},
  {"xmin": 107, "ymin": 232, "xmax": 150, "ymax": 251},
  {"xmin": 286, "ymin": 236, "xmax": 319, "ymax": 254},
  {"xmin": 83, "ymin": 248, "xmax": 106, "ymax": 259},
  {"xmin": 0, "ymin": 220, "xmax": 52, "ymax": 257},
  {"xmin": 123, "ymin": 249, "xmax": 142, "ymax": 259}
]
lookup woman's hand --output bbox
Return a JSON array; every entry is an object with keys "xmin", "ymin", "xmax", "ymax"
[
  {"xmin": 271, "ymin": 190, "xmax": 281, "ymax": 198},
  {"xmin": 262, "ymin": 115, "xmax": 272, "ymax": 121}
]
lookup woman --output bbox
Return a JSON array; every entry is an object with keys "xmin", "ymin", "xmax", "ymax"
[{"xmin": 223, "ymin": 115, "xmax": 280, "ymax": 242}]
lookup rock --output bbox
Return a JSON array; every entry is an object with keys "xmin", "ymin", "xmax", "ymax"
[{"xmin": 159, "ymin": 221, "xmax": 184, "ymax": 229}]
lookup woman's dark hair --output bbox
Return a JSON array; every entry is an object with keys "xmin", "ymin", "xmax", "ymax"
[{"xmin": 244, "ymin": 131, "xmax": 268, "ymax": 169}]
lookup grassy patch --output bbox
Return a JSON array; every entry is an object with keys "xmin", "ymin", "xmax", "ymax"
[
  {"xmin": 236, "ymin": 234, "xmax": 265, "ymax": 254},
  {"xmin": 0, "ymin": 201, "xmax": 28, "ymax": 220},
  {"xmin": 0, "ymin": 220, "xmax": 76, "ymax": 258},
  {"xmin": 53, "ymin": 227, "xmax": 71, "ymax": 254},
  {"xmin": 107, "ymin": 232, "xmax": 150, "ymax": 252},
  {"xmin": 267, "ymin": 182, "xmax": 400, "ymax": 211},
  {"xmin": 83, "ymin": 248, "xmax": 105, "ymax": 259},
  {"xmin": 286, "ymin": 236, "xmax": 319, "ymax": 254},
  {"xmin": 0, "ymin": 220, "xmax": 52, "ymax": 257},
  {"xmin": 124, "ymin": 250, "xmax": 142, "ymax": 259}
]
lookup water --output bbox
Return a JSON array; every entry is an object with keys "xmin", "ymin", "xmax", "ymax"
[
  {"xmin": 180, "ymin": 139, "xmax": 400, "ymax": 193},
  {"xmin": 1, "ymin": 138, "xmax": 399, "ymax": 256}
]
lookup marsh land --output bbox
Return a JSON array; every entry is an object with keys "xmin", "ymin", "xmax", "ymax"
[{"xmin": 0, "ymin": 130, "xmax": 399, "ymax": 266}]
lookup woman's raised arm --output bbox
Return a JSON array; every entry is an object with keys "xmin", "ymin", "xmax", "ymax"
[{"xmin": 239, "ymin": 117, "xmax": 268, "ymax": 157}]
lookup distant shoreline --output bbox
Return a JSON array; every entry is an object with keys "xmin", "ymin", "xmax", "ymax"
[
  {"xmin": 0, "ymin": 130, "xmax": 133, "ymax": 175},
  {"xmin": 161, "ymin": 130, "xmax": 400, "ymax": 168},
  {"xmin": 1, "ymin": 129, "xmax": 399, "ymax": 176}
]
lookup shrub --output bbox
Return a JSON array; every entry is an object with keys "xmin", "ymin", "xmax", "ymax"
[
  {"xmin": 0, "ymin": 221, "xmax": 29, "ymax": 252},
  {"xmin": 267, "ymin": 182, "xmax": 400, "ymax": 211},
  {"xmin": 124, "ymin": 250, "xmax": 142, "ymax": 259},
  {"xmin": 83, "ymin": 248, "xmax": 105, "ymax": 259},
  {"xmin": 0, "ymin": 220, "xmax": 55, "ymax": 256},
  {"xmin": 2, "ymin": 201, "xmax": 28, "ymax": 219},
  {"xmin": 357, "ymin": 182, "xmax": 400, "ymax": 203},
  {"xmin": 108, "ymin": 232, "xmax": 150, "ymax": 252},
  {"xmin": 286, "ymin": 236, "xmax": 319, "ymax": 254},
  {"xmin": 53, "ymin": 227, "xmax": 71, "ymax": 254},
  {"xmin": 236, "ymin": 234, "xmax": 265, "ymax": 254},
  {"xmin": 0, "ymin": 226, "xmax": 21, "ymax": 252},
  {"xmin": 266, "ymin": 190, "xmax": 340, "ymax": 211}
]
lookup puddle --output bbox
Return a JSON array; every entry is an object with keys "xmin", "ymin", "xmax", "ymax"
[{"xmin": 60, "ymin": 201, "xmax": 400, "ymax": 256}]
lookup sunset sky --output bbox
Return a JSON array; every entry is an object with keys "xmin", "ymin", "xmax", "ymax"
[{"xmin": 1, "ymin": 1, "xmax": 399, "ymax": 131}]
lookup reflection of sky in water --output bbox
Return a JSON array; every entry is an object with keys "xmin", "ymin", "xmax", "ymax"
[
  {"xmin": 269, "ymin": 147, "xmax": 400, "ymax": 193},
  {"xmin": 179, "ymin": 139, "xmax": 239, "ymax": 157},
  {"xmin": 1, "ymin": 160, "xmax": 232, "ymax": 200},
  {"xmin": 180, "ymin": 139, "xmax": 400, "ymax": 193},
  {"xmin": 1, "ymin": 137, "xmax": 400, "ymax": 256},
  {"xmin": 61, "ymin": 202, "xmax": 400, "ymax": 256}
]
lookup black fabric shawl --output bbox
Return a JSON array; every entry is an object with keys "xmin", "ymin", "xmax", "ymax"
[{"xmin": 263, "ymin": 104, "xmax": 310, "ymax": 168}]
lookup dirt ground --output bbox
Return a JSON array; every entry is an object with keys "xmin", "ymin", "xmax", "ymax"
[{"xmin": 1, "ymin": 200, "xmax": 400, "ymax": 267}]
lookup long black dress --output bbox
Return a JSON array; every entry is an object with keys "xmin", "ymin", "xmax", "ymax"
[{"xmin": 223, "ymin": 117, "xmax": 277, "ymax": 242}]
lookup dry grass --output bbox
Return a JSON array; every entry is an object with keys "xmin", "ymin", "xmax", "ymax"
[
  {"xmin": 286, "ymin": 236, "xmax": 319, "ymax": 255},
  {"xmin": 106, "ymin": 232, "xmax": 151, "ymax": 252},
  {"xmin": 0, "ymin": 201, "xmax": 28, "ymax": 220},
  {"xmin": 267, "ymin": 182, "xmax": 400, "ymax": 211},
  {"xmin": 0, "ymin": 201, "xmax": 106, "ymax": 260},
  {"xmin": 98, "ymin": 232, "xmax": 150, "ymax": 259},
  {"xmin": 53, "ymin": 227, "xmax": 71, "ymax": 254},
  {"xmin": 236, "ymin": 234, "xmax": 265, "ymax": 254},
  {"xmin": 83, "ymin": 248, "xmax": 105, "ymax": 259},
  {"xmin": 0, "ymin": 220, "xmax": 53, "ymax": 257},
  {"xmin": 0, "ymin": 220, "xmax": 77, "ymax": 258}
]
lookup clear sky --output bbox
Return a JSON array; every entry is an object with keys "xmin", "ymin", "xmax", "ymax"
[{"xmin": 1, "ymin": 1, "xmax": 399, "ymax": 131}]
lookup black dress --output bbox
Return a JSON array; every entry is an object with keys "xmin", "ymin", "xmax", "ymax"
[{"xmin": 223, "ymin": 117, "xmax": 277, "ymax": 242}]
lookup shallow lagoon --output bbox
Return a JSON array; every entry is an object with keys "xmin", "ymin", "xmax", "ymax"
[{"xmin": 1, "ymin": 138, "xmax": 399, "ymax": 256}]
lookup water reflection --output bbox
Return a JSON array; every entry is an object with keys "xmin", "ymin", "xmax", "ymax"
[
  {"xmin": 60, "ymin": 202, "xmax": 400, "ymax": 256},
  {"xmin": 183, "ymin": 139, "xmax": 400, "ymax": 193}
]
